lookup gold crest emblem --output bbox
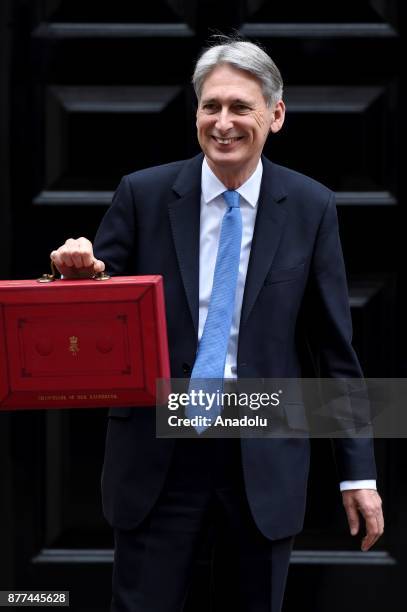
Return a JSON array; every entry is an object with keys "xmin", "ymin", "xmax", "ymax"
[{"xmin": 69, "ymin": 335, "xmax": 80, "ymax": 356}]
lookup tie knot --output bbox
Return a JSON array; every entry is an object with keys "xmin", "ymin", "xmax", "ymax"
[{"xmin": 223, "ymin": 190, "xmax": 240, "ymax": 209}]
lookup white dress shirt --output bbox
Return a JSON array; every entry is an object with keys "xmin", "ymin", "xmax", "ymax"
[
  {"xmin": 198, "ymin": 157, "xmax": 261, "ymax": 379},
  {"xmin": 198, "ymin": 157, "xmax": 376, "ymax": 492}
]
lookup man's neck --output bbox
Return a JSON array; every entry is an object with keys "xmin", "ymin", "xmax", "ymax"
[{"xmin": 205, "ymin": 157, "xmax": 260, "ymax": 190}]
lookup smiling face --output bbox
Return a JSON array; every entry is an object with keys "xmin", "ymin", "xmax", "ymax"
[{"xmin": 196, "ymin": 63, "xmax": 285, "ymax": 188}]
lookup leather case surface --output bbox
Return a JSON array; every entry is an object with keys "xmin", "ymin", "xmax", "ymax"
[{"xmin": 0, "ymin": 276, "xmax": 170, "ymax": 410}]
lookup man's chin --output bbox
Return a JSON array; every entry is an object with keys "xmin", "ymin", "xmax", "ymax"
[{"xmin": 206, "ymin": 150, "xmax": 242, "ymax": 168}]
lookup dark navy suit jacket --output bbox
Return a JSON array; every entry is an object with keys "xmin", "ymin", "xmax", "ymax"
[{"xmin": 95, "ymin": 153, "xmax": 376, "ymax": 540}]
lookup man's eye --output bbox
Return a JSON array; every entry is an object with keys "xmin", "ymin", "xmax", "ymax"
[
  {"xmin": 234, "ymin": 105, "xmax": 250, "ymax": 112},
  {"xmin": 203, "ymin": 103, "xmax": 217, "ymax": 112}
]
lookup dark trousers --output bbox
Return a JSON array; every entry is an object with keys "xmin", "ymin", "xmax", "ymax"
[{"xmin": 111, "ymin": 438, "xmax": 294, "ymax": 612}]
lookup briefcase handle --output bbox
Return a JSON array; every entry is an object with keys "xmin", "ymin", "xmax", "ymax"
[{"xmin": 37, "ymin": 260, "xmax": 111, "ymax": 283}]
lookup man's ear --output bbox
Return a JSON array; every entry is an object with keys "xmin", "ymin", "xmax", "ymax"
[{"xmin": 270, "ymin": 100, "xmax": 286, "ymax": 134}]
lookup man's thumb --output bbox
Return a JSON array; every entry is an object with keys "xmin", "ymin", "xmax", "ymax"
[{"xmin": 346, "ymin": 506, "xmax": 360, "ymax": 535}]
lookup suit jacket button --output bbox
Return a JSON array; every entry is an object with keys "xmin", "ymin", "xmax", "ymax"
[{"xmin": 182, "ymin": 363, "xmax": 191, "ymax": 374}]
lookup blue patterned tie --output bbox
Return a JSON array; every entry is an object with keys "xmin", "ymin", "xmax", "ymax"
[{"xmin": 186, "ymin": 190, "xmax": 242, "ymax": 433}]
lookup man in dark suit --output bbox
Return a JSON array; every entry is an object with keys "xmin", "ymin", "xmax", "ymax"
[{"xmin": 51, "ymin": 38, "xmax": 384, "ymax": 612}]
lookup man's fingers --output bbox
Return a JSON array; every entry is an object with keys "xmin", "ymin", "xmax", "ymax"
[
  {"xmin": 344, "ymin": 502, "xmax": 360, "ymax": 536},
  {"xmin": 64, "ymin": 237, "xmax": 94, "ymax": 268},
  {"xmin": 342, "ymin": 490, "xmax": 384, "ymax": 552},
  {"xmin": 50, "ymin": 237, "xmax": 105, "ymax": 278},
  {"xmin": 71, "ymin": 252, "xmax": 86, "ymax": 268},
  {"xmin": 93, "ymin": 259, "xmax": 105, "ymax": 273},
  {"xmin": 50, "ymin": 249, "xmax": 73, "ymax": 271},
  {"xmin": 360, "ymin": 502, "xmax": 384, "ymax": 552},
  {"xmin": 362, "ymin": 526, "xmax": 381, "ymax": 551},
  {"xmin": 360, "ymin": 511, "xmax": 379, "ymax": 551},
  {"xmin": 378, "ymin": 507, "xmax": 385, "ymax": 535}
]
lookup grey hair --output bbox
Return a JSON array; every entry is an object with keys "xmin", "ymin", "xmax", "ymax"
[{"xmin": 192, "ymin": 38, "xmax": 283, "ymax": 107}]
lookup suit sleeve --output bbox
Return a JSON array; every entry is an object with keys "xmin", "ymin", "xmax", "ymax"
[
  {"xmin": 304, "ymin": 192, "xmax": 377, "ymax": 482},
  {"xmin": 93, "ymin": 175, "xmax": 137, "ymax": 275}
]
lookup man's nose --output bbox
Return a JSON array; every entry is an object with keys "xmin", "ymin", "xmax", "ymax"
[{"xmin": 215, "ymin": 108, "xmax": 233, "ymax": 132}]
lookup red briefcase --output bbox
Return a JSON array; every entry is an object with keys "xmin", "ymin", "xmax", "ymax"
[{"xmin": 0, "ymin": 272, "xmax": 170, "ymax": 410}]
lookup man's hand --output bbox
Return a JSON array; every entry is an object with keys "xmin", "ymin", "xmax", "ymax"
[
  {"xmin": 342, "ymin": 489, "xmax": 384, "ymax": 551},
  {"xmin": 50, "ymin": 237, "xmax": 105, "ymax": 279}
]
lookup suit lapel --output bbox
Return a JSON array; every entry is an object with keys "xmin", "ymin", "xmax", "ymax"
[
  {"xmin": 240, "ymin": 158, "xmax": 288, "ymax": 327},
  {"xmin": 168, "ymin": 154, "xmax": 203, "ymax": 335}
]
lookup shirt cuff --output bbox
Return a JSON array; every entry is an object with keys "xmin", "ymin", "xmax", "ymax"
[{"xmin": 340, "ymin": 480, "xmax": 377, "ymax": 491}]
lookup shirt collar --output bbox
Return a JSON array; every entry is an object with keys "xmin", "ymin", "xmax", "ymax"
[{"xmin": 201, "ymin": 157, "xmax": 263, "ymax": 208}]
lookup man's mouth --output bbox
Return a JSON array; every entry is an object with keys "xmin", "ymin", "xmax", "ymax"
[{"xmin": 212, "ymin": 136, "xmax": 242, "ymax": 145}]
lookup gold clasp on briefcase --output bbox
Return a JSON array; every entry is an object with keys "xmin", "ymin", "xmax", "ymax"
[{"xmin": 37, "ymin": 260, "xmax": 110, "ymax": 283}]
